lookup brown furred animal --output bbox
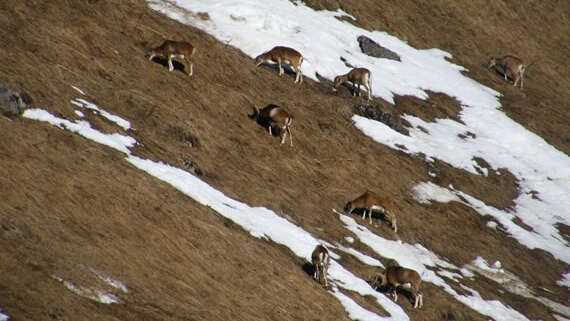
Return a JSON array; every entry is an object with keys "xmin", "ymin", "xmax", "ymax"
[
  {"xmin": 255, "ymin": 46, "xmax": 303, "ymax": 83},
  {"xmin": 344, "ymin": 191, "xmax": 397, "ymax": 232},
  {"xmin": 378, "ymin": 266, "xmax": 423, "ymax": 308},
  {"xmin": 311, "ymin": 245, "xmax": 330, "ymax": 287},
  {"xmin": 334, "ymin": 68, "xmax": 372, "ymax": 100},
  {"xmin": 147, "ymin": 40, "xmax": 195, "ymax": 76},
  {"xmin": 487, "ymin": 55, "xmax": 526, "ymax": 90},
  {"xmin": 249, "ymin": 104, "xmax": 293, "ymax": 146}
]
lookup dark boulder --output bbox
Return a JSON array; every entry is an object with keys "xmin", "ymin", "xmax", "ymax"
[
  {"xmin": 357, "ymin": 35, "xmax": 401, "ymax": 62},
  {"xmin": 355, "ymin": 103, "xmax": 409, "ymax": 136},
  {"xmin": 0, "ymin": 84, "xmax": 31, "ymax": 116}
]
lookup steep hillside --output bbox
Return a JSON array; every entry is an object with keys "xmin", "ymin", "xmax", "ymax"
[{"xmin": 0, "ymin": 1, "xmax": 567, "ymax": 320}]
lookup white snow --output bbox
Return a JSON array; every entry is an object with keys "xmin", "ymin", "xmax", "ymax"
[
  {"xmin": 554, "ymin": 314, "xmax": 570, "ymax": 321},
  {"xmin": 52, "ymin": 275, "xmax": 120, "ymax": 304},
  {"xmin": 334, "ymin": 243, "xmax": 384, "ymax": 268},
  {"xmin": 24, "ymin": 108, "xmax": 136, "ymax": 155},
  {"xmin": 464, "ymin": 257, "xmax": 570, "ymax": 317},
  {"xmin": 89, "ymin": 268, "xmax": 129, "ymax": 294},
  {"xmin": 71, "ymin": 96, "xmax": 131, "ymax": 131},
  {"xmin": 18, "ymin": 0, "xmax": 569, "ymax": 319},
  {"xmin": 72, "ymin": 85, "xmax": 86, "ymax": 96},
  {"xmin": 0, "ymin": 309, "xmax": 9, "ymax": 321},
  {"xmin": 486, "ymin": 220, "xmax": 499, "ymax": 230},
  {"xmin": 22, "ymin": 85, "xmax": 560, "ymax": 321},
  {"xmin": 146, "ymin": 0, "xmax": 569, "ymax": 265},
  {"xmin": 338, "ymin": 210, "xmax": 533, "ymax": 321},
  {"xmin": 48, "ymin": 267, "xmax": 128, "ymax": 305},
  {"xmin": 410, "ymin": 182, "xmax": 570, "ymax": 263},
  {"xmin": 557, "ymin": 272, "xmax": 570, "ymax": 288},
  {"xmin": 410, "ymin": 181, "xmax": 461, "ymax": 205}
]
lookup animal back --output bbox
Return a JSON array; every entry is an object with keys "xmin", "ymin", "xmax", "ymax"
[{"xmin": 378, "ymin": 197, "xmax": 393, "ymax": 212}]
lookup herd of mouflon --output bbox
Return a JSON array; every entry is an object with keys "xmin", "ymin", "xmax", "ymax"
[{"xmin": 146, "ymin": 38, "xmax": 528, "ymax": 310}]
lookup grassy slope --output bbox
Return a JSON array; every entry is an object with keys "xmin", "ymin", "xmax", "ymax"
[{"xmin": 0, "ymin": 0, "xmax": 567, "ymax": 320}]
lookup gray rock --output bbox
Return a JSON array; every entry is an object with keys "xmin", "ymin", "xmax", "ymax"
[
  {"xmin": 357, "ymin": 35, "xmax": 401, "ymax": 61},
  {"xmin": 0, "ymin": 84, "xmax": 30, "ymax": 116},
  {"xmin": 355, "ymin": 103, "xmax": 409, "ymax": 136}
]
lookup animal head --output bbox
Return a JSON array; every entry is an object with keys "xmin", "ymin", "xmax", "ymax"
[
  {"xmin": 487, "ymin": 57, "xmax": 497, "ymax": 69},
  {"xmin": 343, "ymin": 201, "xmax": 353, "ymax": 213},
  {"xmin": 333, "ymin": 75, "xmax": 344, "ymax": 87},
  {"xmin": 144, "ymin": 47, "xmax": 154, "ymax": 59},
  {"xmin": 254, "ymin": 52, "xmax": 268, "ymax": 66},
  {"xmin": 248, "ymin": 106, "xmax": 261, "ymax": 120}
]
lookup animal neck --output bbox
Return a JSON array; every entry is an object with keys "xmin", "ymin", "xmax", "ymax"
[{"xmin": 380, "ymin": 273, "xmax": 388, "ymax": 286}]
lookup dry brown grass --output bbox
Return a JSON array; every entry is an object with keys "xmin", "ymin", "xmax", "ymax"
[{"xmin": 0, "ymin": 0, "xmax": 568, "ymax": 320}]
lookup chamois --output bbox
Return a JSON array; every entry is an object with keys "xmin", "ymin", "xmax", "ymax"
[
  {"xmin": 487, "ymin": 55, "xmax": 526, "ymax": 90},
  {"xmin": 377, "ymin": 266, "xmax": 423, "ymax": 308},
  {"xmin": 311, "ymin": 245, "xmax": 330, "ymax": 287},
  {"xmin": 249, "ymin": 104, "xmax": 293, "ymax": 146},
  {"xmin": 333, "ymin": 68, "xmax": 372, "ymax": 100},
  {"xmin": 254, "ymin": 46, "xmax": 304, "ymax": 83},
  {"xmin": 147, "ymin": 40, "xmax": 195, "ymax": 76},
  {"xmin": 344, "ymin": 191, "xmax": 397, "ymax": 232}
]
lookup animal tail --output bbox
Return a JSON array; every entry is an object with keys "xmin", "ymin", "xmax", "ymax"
[{"xmin": 525, "ymin": 59, "xmax": 538, "ymax": 70}]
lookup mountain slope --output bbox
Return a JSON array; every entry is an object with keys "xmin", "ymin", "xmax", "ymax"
[{"xmin": 0, "ymin": 0, "xmax": 567, "ymax": 320}]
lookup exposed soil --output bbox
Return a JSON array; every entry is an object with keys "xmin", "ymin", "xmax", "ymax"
[{"xmin": 0, "ymin": 0, "xmax": 568, "ymax": 320}]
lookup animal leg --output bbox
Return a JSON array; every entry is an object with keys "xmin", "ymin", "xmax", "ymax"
[
  {"xmin": 287, "ymin": 126, "xmax": 293, "ymax": 147},
  {"xmin": 520, "ymin": 67, "xmax": 525, "ymax": 90},
  {"xmin": 314, "ymin": 264, "xmax": 321, "ymax": 283},
  {"xmin": 414, "ymin": 294, "xmax": 420, "ymax": 308},
  {"xmin": 278, "ymin": 59, "xmax": 284, "ymax": 76},
  {"xmin": 414, "ymin": 292, "xmax": 423, "ymax": 308},
  {"xmin": 280, "ymin": 126, "xmax": 287, "ymax": 145},
  {"xmin": 168, "ymin": 56, "xmax": 174, "ymax": 72},
  {"xmin": 313, "ymin": 266, "xmax": 318, "ymax": 280},
  {"xmin": 186, "ymin": 58, "xmax": 193, "ymax": 76}
]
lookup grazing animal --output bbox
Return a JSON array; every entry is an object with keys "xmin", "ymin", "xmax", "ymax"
[
  {"xmin": 147, "ymin": 40, "xmax": 195, "ymax": 76},
  {"xmin": 311, "ymin": 245, "xmax": 330, "ymax": 287},
  {"xmin": 249, "ymin": 104, "xmax": 293, "ymax": 146},
  {"xmin": 377, "ymin": 266, "xmax": 423, "ymax": 308},
  {"xmin": 487, "ymin": 55, "xmax": 526, "ymax": 90},
  {"xmin": 344, "ymin": 191, "xmax": 397, "ymax": 232},
  {"xmin": 255, "ymin": 46, "xmax": 304, "ymax": 83},
  {"xmin": 334, "ymin": 68, "xmax": 373, "ymax": 100}
]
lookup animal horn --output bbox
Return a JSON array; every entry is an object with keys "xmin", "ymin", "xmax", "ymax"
[{"xmin": 249, "ymin": 105, "xmax": 260, "ymax": 119}]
